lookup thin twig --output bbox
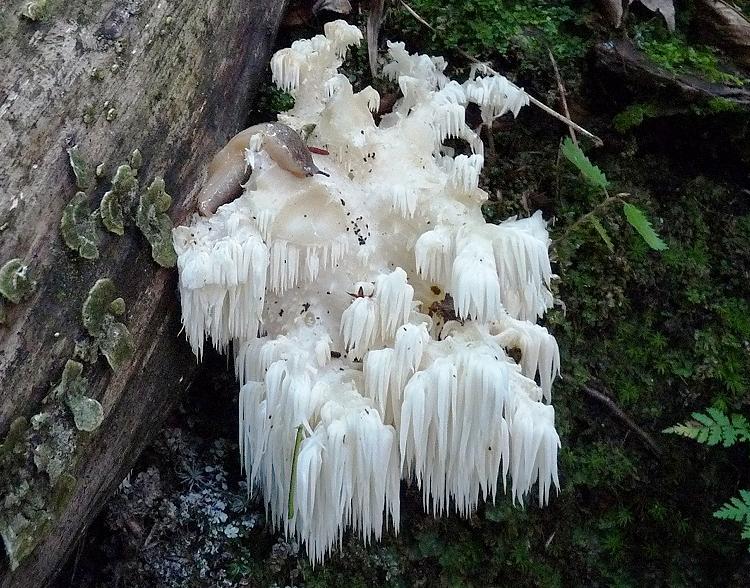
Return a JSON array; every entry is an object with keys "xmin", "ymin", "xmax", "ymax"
[
  {"xmin": 483, "ymin": 122, "xmax": 496, "ymax": 161},
  {"xmin": 548, "ymin": 49, "xmax": 577, "ymax": 146},
  {"xmin": 399, "ymin": 0, "xmax": 603, "ymax": 146},
  {"xmin": 582, "ymin": 384, "xmax": 662, "ymax": 458}
]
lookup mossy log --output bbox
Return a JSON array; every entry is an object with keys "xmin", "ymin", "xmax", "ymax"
[
  {"xmin": 594, "ymin": 38, "xmax": 750, "ymax": 105},
  {"xmin": 0, "ymin": 0, "xmax": 288, "ymax": 585}
]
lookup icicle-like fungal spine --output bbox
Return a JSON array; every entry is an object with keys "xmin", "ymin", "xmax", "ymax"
[
  {"xmin": 374, "ymin": 268, "xmax": 414, "ymax": 338},
  {"xmin": 271, "ymin": 48, "xmax": 304, "ymax": 93},
  {"xmin": 451, "ymin": 231, "xmax": 503, "ymax": 322},
  {"xmin": 465, "ymin": 75, "xmax": 530, "ymax": 124},
  {"xmin": 174, "ymin": 24, "xmax": 561, "ymax": 565},
  {"xmin": 323, "ymin": 20, "xmax": 363, "ymax": 57}
]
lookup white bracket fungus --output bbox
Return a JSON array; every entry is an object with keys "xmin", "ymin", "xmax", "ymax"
[{"xmin": 174, "ymin": 21, "xmax": 561, "ymax": 564}]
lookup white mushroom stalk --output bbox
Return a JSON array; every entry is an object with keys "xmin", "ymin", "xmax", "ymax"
[{"xmin": 173, "ymin": 21, "xmax": 561, "ymax": 565}]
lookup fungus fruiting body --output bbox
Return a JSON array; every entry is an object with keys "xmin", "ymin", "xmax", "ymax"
[{"xmin": 174, "ymin": 21, "xmax": 561, "ymax": 564}]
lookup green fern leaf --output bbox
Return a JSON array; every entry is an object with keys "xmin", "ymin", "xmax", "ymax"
[
  {"xmin": 697, "ymin": 428, "xmax": 711, "ymax": 444},
  {"xmin": 714, "ymin": 492, "xmax": 750, "ymax": 548},
  {"xmin": 589, "ymin": 216, "xmax": 614, "ymax": 252},
  {"xmin": 561, "ymin": 138, "xmax": 609, "ymax": 190},
  {"xmin": 662, "ymin": 423, "xmax": 699, "ymax": 440},
  {"xmin": 664, "ymin": 409, "xmax": 750, "ymax": 448},
  {"xmin": 715, "ymin": 493, "xmax": 750, "ymax": 521},
  {"xmin": 692, "ymin": 411, "xmax": 715, "ymax": 427},
  {"xmin": 732, "ymin": 414, "xmax": 750, "ymax": 442},
  {"xmin": 622, "ymin": 203, "xmax": 668, "ymax": 251},
  {"xmin": 709, "ymin": 408, "xmax": 736, "ymax": 446}
]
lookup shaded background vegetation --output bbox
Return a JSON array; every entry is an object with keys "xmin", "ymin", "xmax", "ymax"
[{"xmin": 60, "ymin": 0, "xmax": 750, "ymax": 585}]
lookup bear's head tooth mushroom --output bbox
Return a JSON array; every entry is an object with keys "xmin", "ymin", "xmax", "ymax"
[{"xmin": 173, "ymin": 20, "xmax": 561, "ymax": 565}]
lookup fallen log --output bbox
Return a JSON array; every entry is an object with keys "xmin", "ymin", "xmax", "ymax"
[
  {"xmin": 0, "ymin": 0, "xmax": 288, "ymax": 585},
  {"xmin": 594, "ymin": 38, "xmax": 750, "ymax": 105}
]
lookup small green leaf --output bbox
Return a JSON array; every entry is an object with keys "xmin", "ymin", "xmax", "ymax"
[
  {"xmin": 561, "ymin": 137, "xmax": 609, "ymax": 189},
  {"xmin": 622, "ymin": 203, "xmax": 668, "ymax": 251},
  {"xmin": 588, "ymin": 216, "xmax": 614, "ymax": 252}
]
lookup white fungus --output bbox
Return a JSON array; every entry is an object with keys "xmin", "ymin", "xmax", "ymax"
[{"xmin": 174, "ymin": 22, "xmax": 561, "ymax": 565}]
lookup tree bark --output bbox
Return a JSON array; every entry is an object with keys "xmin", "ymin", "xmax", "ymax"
[{"xmin": 0, "ymin": 0, "xmax": 288, "ymax": 585}]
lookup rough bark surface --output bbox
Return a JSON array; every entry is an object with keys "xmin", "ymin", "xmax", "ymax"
[{"xmin": 0, "ymin": 0, "xmax": 287, "ymax": 585}]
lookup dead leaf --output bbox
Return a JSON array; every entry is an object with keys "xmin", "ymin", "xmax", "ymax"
[
  {"xmin": 697, "ymin": 0, "xmax": 750, "ymax": 69},
  {"xmin": 598, "ymin": 0, "xmax": 675, "ymax": 30},
  {"xmin": 632, "ymin": 0, "xmax": 676, "ymax": 32}
]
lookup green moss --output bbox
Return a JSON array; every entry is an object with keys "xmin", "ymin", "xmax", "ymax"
[
  {"xmin": 136, "ymin": 177, "xmax": 177, "ymax": 268},
  {"xmin": 613, "ymin": 103, "xmax": 662, "ymax": 133},
  {"xmin": 61, "ymin": 192, "xmax": 99, "ymax": 260},
  {"xmin": 82, "ymin": 279, "xmax": 135, "ymax": 371},
  {"xmin": 66, "ymin": 145, "xmax": 92, "ymax": 191},
  {"xmin": 692, "ymin": 97, "xmax": 747, "ymax": 116},
  {"xmin": 0, "ymin": 258, "xmax": 34, "ymax": 304},
  {"xmin": 389, "ymin": 0, "xmax": 587, "ymax": 72},
  {"xmin": 100, "ymin": 164, "xmax": 138, "ymax": 235},
  {"xmin": 634, "ymin": 22, "xmax": 748, "ymax": 87}
]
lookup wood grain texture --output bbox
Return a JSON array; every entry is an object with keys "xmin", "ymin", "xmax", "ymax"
[{"xmin": 0, "ymin": 0, "xmax": 288, "ymax": 584}]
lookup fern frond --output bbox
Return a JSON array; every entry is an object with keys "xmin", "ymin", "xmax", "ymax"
[
  {"xmin": 561, "ymin": 138, "xmax": 609, "ymax": 190},
  {"xmin": 714, "ymin": 491, "xmax": 750, "ymax": 550},
  {"xmin": 715, "ymin": 490, "xmax": 750, "ymax": 522},
  {"xmin": 589, "ymin": 216, "xmax": 614, "ymax": 252},
  {"xmin": 663, "ymin": 408, "xmax": 750, "ymax": 447},
  {"xmin": 622, "ymin": 203, "xmax": 668, "ymax": 251}
]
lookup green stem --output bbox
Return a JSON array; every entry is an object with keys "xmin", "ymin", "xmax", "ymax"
[
  {"xmin": 287, "ymin": 424, "xmax": 305, "ymax": 519},
  {"xmin": 553, "ymin": 191, "xmax": 623, "ymax": 246}
]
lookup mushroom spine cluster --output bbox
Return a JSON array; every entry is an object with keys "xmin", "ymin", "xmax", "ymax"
[{"xmin": 173, "ymin": 21, "xmax": 561, "ymax": 564}]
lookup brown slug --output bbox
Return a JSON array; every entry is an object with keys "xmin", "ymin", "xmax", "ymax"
[{"xmin": 196, "ymin": 122, "xmax": 329, "ymax": 216}]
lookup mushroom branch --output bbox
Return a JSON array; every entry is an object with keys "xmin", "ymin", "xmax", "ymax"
[{"xmin": 174, "ymin": 21, "xmax": 562, "ymax": 564}]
